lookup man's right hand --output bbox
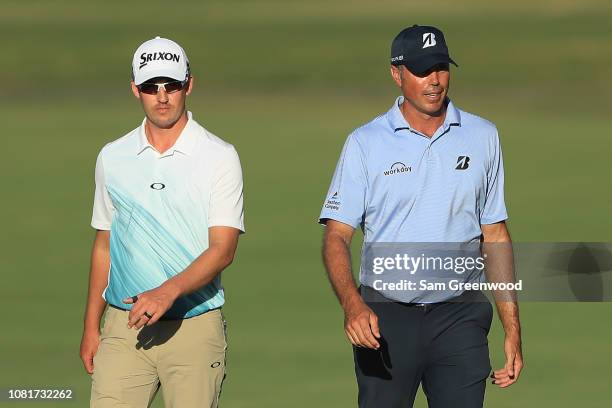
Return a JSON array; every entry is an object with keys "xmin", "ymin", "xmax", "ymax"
[
  {"xmin": 80, "ymin": 330, "xmax": 101, "ymax": 374},
  {"xmin": 344, "ymin": 299, "xmax": 381, "ymax": 349}
]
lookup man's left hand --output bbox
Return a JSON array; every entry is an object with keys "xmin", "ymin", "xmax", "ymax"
[
  {"xmin": 123, "ymin": 283, "xmax": 180, "ymax": 329},
  {"xmin": 491, "ymin": 333, "xmax": 523, "ymax": 388}
]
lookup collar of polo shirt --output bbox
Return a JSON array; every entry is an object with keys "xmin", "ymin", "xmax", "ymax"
[
  {"xmin": 388, "ymin": 96, "xmax": 462, "ymax": 135},
  {"xmin": 136, "ymin": 111, "xmax": 199, "ymax": 156}
]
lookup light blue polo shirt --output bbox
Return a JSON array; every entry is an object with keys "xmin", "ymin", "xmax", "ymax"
[
  {"xmin": 319, "ymin": 96, "xmax": 508, "ymax": 302},
  {"xmin": 91, "ymin": 112, "xmax": 245, "ymax": 318}
]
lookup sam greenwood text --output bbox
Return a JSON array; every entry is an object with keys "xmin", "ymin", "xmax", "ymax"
[{"xmin": 372, "ymin": 279, "xmax": 523, "ymax": 292}]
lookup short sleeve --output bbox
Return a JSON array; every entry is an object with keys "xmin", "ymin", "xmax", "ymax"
[
  {"xmin": 208, "ymin": 147, "xmax": 245, "ymax": 233},
  {"xmin": 91, "ymin": 150, "xmax": 115, "ymax": 230},
  {"xmin": 318, "ymin": 133, "xmax": 367, "ymax": 228},
  {"xmin": 480, "ymin": 130, "xmax": 508, "ymax": 224}
]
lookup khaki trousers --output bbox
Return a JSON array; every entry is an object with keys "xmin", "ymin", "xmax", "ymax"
[{"xmin": 91, "ymin": 307, "xmax": 227, "ymax": 408}]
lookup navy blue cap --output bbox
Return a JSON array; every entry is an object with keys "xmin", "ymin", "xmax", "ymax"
[{"xmin": 390, "ymin": 25, "xmax": 458, "ymax": 74}]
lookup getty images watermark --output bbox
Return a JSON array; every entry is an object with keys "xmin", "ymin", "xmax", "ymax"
[
  {"xmin": 360, "ymin": 242, "xmax": 612, "ymax": 302},
  {"xmin": 359, "ymin": 242, "xmax": 520, "ymax": 303},
  {"xmin": 370, "ymin": 252, "xmax": 523, "ymax": 292}
]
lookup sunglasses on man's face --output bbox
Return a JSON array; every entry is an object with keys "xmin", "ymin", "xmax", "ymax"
[{"xmin": 137, "ymin": 80, "xmax": 187, "ymax": 95}]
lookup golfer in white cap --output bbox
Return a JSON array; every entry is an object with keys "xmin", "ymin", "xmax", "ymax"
[{"xmin": 80, "ymin": 36, "xmax": 245, "ymax": 408}]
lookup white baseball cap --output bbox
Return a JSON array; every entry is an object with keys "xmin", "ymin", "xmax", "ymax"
[{"xmin": 131, "ymin": 36, "xmax": 190, "ymax": 85}]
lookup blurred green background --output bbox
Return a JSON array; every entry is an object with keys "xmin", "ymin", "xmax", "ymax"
[{"xmin": 1, "ymin": 0, "xmax": 611, "ymax": 407}]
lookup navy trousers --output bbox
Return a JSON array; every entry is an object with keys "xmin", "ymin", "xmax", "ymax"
[{"xmin": 355, "ymin": 286, "xmax": 493, "ymax": 408}]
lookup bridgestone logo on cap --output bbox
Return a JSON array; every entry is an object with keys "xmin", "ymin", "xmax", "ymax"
[
  {"xmin": 422, "ymin": 33, "xmax": 437, "ymax": 49},
  {"xmin": 139, "ymin": 52, "xmax": 180, "ymax": 69}
]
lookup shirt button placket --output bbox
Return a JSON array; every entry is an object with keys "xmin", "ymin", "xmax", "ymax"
[
  {"xmin": 426, "ymin": 143, "xmax": 435, "ymax": 163},
  {"xmin": 152, "ymin": 151, "xmax": 164, "ymax": 188}
]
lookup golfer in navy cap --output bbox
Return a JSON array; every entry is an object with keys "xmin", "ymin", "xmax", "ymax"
[{"xmin": 319, "ymin": 25, "xmax": 523, "ymax": 407}]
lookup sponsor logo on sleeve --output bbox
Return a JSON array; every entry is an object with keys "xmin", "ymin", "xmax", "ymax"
[{"xmin": 325, "ymin": 191, "xmax": 341, "ymax": 210}]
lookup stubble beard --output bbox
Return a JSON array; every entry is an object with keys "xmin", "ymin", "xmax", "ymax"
[{"xmin": 146, "ymin": 104, "xmax": 185, "ymax": 130}]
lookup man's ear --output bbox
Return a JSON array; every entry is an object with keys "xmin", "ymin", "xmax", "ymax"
[
  {"xmin": 185, "ymin": 76, "xmax": 194, "ymax": 96},
  {"xmin": 390, "ymin": 65, "xmax": 402, "ymax": 87},
  {"xmin": 130, "ymin": 81, "xmax": 141, "ymax": 99}
]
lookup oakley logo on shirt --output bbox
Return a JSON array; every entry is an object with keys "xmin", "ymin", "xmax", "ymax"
[
  {"xmin": 455, "ymin": 156, "xmax": 470, "ymax": 170},
  {"xmin": 384, "ymin": 162, "xmax": 412, "ymax": 176},
  {"xmin": 150, "ymin": 183, "xmax": 166, "ymax": 190}
]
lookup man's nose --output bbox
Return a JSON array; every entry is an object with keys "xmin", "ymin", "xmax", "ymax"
[
  {"xmin": 157, "ymin": 87, "xmax": 169, "ymax": 102},
  {"xmin": 428, "ymin": 70, "xmax": 440, "ymax": 85}
]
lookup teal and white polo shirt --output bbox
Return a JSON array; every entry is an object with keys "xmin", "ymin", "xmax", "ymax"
[{"xmin": 91, "ymin": 112, "xmax": 244, "ymax": 318}]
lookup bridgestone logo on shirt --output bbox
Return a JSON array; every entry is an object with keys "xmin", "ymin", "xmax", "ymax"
[{"xmin": 139, "ymin": 52, "xmax": 180, "ymax": 69}]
